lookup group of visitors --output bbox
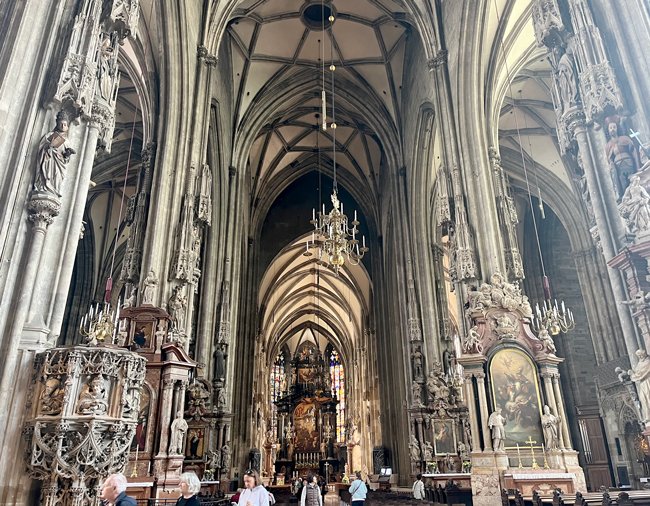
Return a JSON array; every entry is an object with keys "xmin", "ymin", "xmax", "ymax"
[
  {"xmin": 99, "ymin": 468, "xmax": 371, "ymax": 506},
  {"xmin": 99, "ymin": 472, "xmax": 202, "ymax": 506}
]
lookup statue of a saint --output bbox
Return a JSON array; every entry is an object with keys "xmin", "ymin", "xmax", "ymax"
[
  {"xmin": 629, "ymin": 349, "xmax": 650, "ymax": 423},
  {"xmin": 77, "ymin": 375, "xmax": 108, "ymax": 415},
  {"xmin": 168, "ymin": 285, "xmax": 187, "ymax": 332},
  {"xmin": 619, "ymin": 175, "xmax": 650, "ymax": 234},
  {"xmin": 169, "ymin": 411, "xmax": 188, "ymax": 454},
  {"xmin": 40, "ymin": 377, "xmax": 64, "ymax": 415},
  {"xmin": 553, "ymin": 46, "xmax": 578, "ymax": 110},
  {"xmin": 422, "ymin": 440, "xmax": 433, "ymax": 461},
  {"xmin": 488, "ymin": 407, "xmax": 506, "ymax": 452},
  {"xmin": 412, "ymin": 346, "xmax": 424, "ymax": 378},
  {"xmin": 463, "ymin": 326, "xmax": 483, "ymax": 354},
  {"xmin": 216, "ymin": 387, "xmax": 227, "ymax": 409},
  {"xmin": 221, "ymin": 442, "xmax": 232, "ymax": 471},
  {"xmin": 538, "ymin": 327, "xmax": 557, "ymax": 354},
  {"xmin": 409, "ymin": 433, "xmax": 421, "ymax": 462},
  {"xmin": 541, "ymin": 405, "xmax": 561, "ymax": 450},
  {"xmin": 208, "ymin": 449, "xmax": 221, "ymax": 470},
  {"xmin": 214, "ymin": 343, "xmax": 226, "ymax": 382},
  {"xmin": 142, "ymin": 270, "xmax": 158, "ymax": 305},
  {"xmin": 411, "ymin": 381, "xmax": 423, "ymax": 407},
  {"xmin": 606, "ymin": 119, "xmax": 640, "ymax": 200},
  {"xmin": 33, "ymin": 111, "xmax": 76, "ymax": 197}
]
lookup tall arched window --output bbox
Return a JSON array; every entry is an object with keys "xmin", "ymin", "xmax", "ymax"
[
  {"xmin": 329, "ymin": 348, "xmax": 345, "ymax": 442},
  {"xmin": 270, "ymin": 352, "xmax": 286, "ymax": 402}
]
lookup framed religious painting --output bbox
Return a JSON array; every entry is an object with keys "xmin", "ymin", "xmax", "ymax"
[
  {"xmin": 433, "ymin": 419, "xmax": 456, "ymax": 455},
  {"xmin": 488, "ymin": 347, "xmax": 544, "ymax": 447}
]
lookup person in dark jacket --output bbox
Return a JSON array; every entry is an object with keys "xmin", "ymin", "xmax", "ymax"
[{"xmin": 100, "ymin": 473, "xmax": 137, "ymax": 506}]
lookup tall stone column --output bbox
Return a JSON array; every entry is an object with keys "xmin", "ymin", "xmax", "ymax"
[
  {"xmin": 157, "ymin": 378, "xmax": 176, "ymax": 459},
  {"xmin": 540, "ymin": 370, "xmax": 564, "ymax": 449},
  {"xmin": 551, "ymin": 373, "xmax": 573, "ymax": 449},
  {"xmin": 475, "ymin": 372, "xmax": 493, "ymax": 452},
  {"xmin": 463, "ymin": 373, "xmax": 482, "ymax": 452}
]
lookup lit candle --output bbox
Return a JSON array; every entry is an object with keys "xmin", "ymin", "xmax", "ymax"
[{"xmin": 313, "ymin": 208, "xmax": 316, "ymax": 221}]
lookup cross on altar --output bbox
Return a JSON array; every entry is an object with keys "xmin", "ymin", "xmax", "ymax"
[
  {"xmin": 525, "ymin": 436, "xmax": 539, "ymax": 469},
  {"xmin": 324, "ymin": 462, "xmax": 331, "ymax": 484}
]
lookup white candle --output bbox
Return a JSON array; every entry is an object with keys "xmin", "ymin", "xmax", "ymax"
[{"xmin": 362, "ymin": 236, "xmax": 365, "ymax": 248}]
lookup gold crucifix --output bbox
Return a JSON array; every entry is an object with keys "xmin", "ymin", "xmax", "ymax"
[{"xmin": 525, "ymin": 436, "xmax": 539, "ymax": 469}]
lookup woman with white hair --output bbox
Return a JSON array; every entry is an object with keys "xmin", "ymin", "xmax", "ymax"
[{"xmin": 176, "ymin": 471, "xmax": 202, "ymax": 506}]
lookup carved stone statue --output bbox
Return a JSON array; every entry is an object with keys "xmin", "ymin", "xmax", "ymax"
[
  {"xmin": 463, "ymin": 325, "xmax": 483, "ymax": 354},
  {"xmin": 40, "ymin": 377, "xmax": 64, "ymax": 415},
  {"xmin": 214, "ymin": 343, "xmax": 227, "ymax": 382},
  {"xmin": 142, "ymin": 269, "xmax": 158, "ymax": 305},
  {"xmin": 619, "ymin": 175, "xmax": 650, "ymax": 234},
  {"xmin": 628, "ymin": 349, "xmax": 650, "ymax": 423},
  {"xmin": 411, "ymin": 381, "xmax": 423, "ymax": 407},
  {"xmin": 422, "ymin": 440, "xmax": 433, "ymax": 461},
  {"xmin": 76, "ymin": 375, "xmax": 108, "ymax": 415},
  {"xmin": 186, "ymin": 381, "xmax": 210, "ymax": 419},
  {"xmin": 122, "ymin": 288, "xmax": 137, "ymax": 308},
  {"xmin": 412, "ymin": 345, "xmax": 424, "ymax": 379},
  {"xmin": 606, "ymin": 119, "xmax": 640, "ymax": 200},
  {"xmin": 457, "ymin": 441, "xmax": 469, "ymax": 461},
  {"xmin": 33, "ymin": 111, "xmax": 76, "ymax": 197},
  {"xmin": 488, "ymin": 407, "xmax": 506, "ymax": 452},
  {"xmin": 409, "ymin": 433, "xmax": 421, "ymax": 462},
  {"xmin": 541, "ymin": 405, "xmax": 561, "ymax": 450},
  {"xmin": 426, "ymin": 362, "xmax": 450, "ymax": 403},
  {"xmin": 221, "ymin": 441, "xmax": 232, "ymax": 471},
  {"xmin": 216, "ymin": 387, "xmax": 227, "ymax": 409},
  {"xmin": 169, "ymin": 411, "xmax": 188, "ymax": 454},
  {"xmin": 621, "ymin": 290, "xmax": 650, "ymax": 313},
  {"xmin": 168, "ymin": 285, "xmax": 187, "ymax": 332},
  {"xmin": 538, "ymin": 327, "xmax": 557, "ymax": 354},
  {"xmin": 494, "ymin": 313, "xmax": 518, "ymax": 339},
  {"xmin": 553, "ymin": 46, "xmax": 579, "ymax": 111}
]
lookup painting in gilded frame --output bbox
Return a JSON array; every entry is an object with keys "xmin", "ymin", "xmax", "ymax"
[
  {"xmin": 489, "ymin": 347, "xmax": 543, "ymax": 447},
  {"xmin": 433, "ymin": 419, "xmax": 456, "ymax": 455}
]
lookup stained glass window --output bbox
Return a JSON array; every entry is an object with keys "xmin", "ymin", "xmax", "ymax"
[
  {"xmin": 329, "ymin": 349, "xmax": 345, "ymax": 442},
  {"xmin": 270, "ymin": 353, "xmax": 286, "ymax": 431}
]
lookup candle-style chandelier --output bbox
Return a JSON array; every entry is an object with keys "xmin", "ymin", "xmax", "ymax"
[
  {"xmin": 531, "ymin": 276, "xmax": 575, "ymax": 336},
  {"xmin": 305, "ymin": 8, "xmax": 368, "ymax": 273}
]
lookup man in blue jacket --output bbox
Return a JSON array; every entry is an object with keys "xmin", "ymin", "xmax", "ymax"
[{"xmin": 100, "ymin": 473, "xmax": 137, "ymax": 506}]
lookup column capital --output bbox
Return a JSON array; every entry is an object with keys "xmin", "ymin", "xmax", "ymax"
[
  {"xmin": 27, "ymin": 193, "xmax": 61, "ymax": 230},
  {"xmin": 427, "ymin": 50, "xmax": 448, "ymax": 71}
]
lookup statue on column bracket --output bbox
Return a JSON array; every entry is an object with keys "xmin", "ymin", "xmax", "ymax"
[
  {"xmin": 541, "ymin": 405, "xmax": 561, "ymax": 450},
  {"xmin": 421, "ymin": 440, "xmax": 433, "ymax": 461},
  {"xmin": 409, "ymin": 433, "xmax": 421, "ymax": 462},
  {"xmin": 411, "ymin": 345, "xmax": 424, "ymax": 379},
  {"xmin": 411, "ymin": 381, "xmax": 423, "ymax": 407},
  {"xmin": 537, "ymin": 327, "xmax": 557, "ymax": 354},
  {"xmin": 552, "ymin": 45, "xmax": 579, "ymax": 113},
  {"xmin": 168, "ymin": 285, "xmax": 187, "ymax": 333},
  {"xmin": 141, "ymin": 269, "xmax": 158, "ymax": 305},
  {"xmin": 169, "ymin": 411, "xmax": 188, "ymax": 454},
  {"xmin": 619, "ymin": 175, "xmax": 650, "ymax": 234},
  {"xmin": 221, "ymin": 441, "xmax": 232, "ymax": 472},
  {"xmin": 628, "ymin": 349, "xmax": 650, "ymax": 424},
  {"xmin": 488, "ymin": 408, "xmax": 506, "ymax": 452},
  {"xmin": 605, "ymin": 117, "xmax": 641, "ymax": 200},
  {"xmin": 33, "ymin": 111, "xmax": 76, "ymax": 197}
]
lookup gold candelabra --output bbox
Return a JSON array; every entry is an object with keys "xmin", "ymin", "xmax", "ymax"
[{"xmin": 79, "ymin": 301, "xmax": 120, "ymax": 345}]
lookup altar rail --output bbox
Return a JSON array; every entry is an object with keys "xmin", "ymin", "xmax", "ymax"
[{"xmin": 502, "ymin": 488, "xmax": 650, "ymax": 506}]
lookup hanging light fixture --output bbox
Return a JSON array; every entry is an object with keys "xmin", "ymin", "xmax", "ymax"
[
  {"xmin": 492, "ymin": 0, "xmax": 574, "ymax": 336},
  {"xmin": 306, "ymin": 8, "xmax": 368, "ymax": 273}
]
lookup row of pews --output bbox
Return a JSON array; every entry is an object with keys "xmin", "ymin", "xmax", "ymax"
[{"xmin": 502, "ymin": 488, "xmax": 650, "ymax": 506}]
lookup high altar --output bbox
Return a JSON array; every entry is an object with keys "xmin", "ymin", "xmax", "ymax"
[{"xmin": 268, "ymin": 341, "xmax": 344, "ymax": 481}]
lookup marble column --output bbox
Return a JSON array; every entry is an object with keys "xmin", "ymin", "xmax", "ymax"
[
  {"xmin": 464, "ymin": 373, "xmax": 482, "ymax": 452},
  {"xmin": 551, "ymin": 373, "xmax": 572, "ymax": 450},
  {"xmin": 475, "ymin": 372, "xmax": 493, "ymax": 452},
  {"xmin": 157, "ymin": 378, "xmax": 176, "ymax": 457},
  {"xmin": 541, "ymin": 370, "xmax": 565, "ymax": 449}
]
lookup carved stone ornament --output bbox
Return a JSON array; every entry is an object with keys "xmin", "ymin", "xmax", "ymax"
[
  {"xmin": 579, "ymin": 62, "xmax": 624, "ymax": 123},
  {"xmin": 196, "ymin": 163, "xmax": 213, "ymax": 225},
  {"xmin": 425, "ymin": 361, "xmax": 459, "ymax": 417},
  {"xmin": 409, "ymin": 433, "xmax": 421, "ymax": 462},
  {"xmin": 109, "ymin": 0, "xmax": 140, "ymax": 40},
  {"xmin": 493, "ymin": 313, "xmax": 519, "ymax": 340},
  {"xmin": 466, "ymin": 272, "xmax": 533, "ymax": 318},
  {"xmin": 531, "ymin": 0, "xmax": 565, "ymax": 48},
  {"xmin": 462, "ymin": 326, "xmax": 484, "ymax": 354},
  {"xmin": 427, "ymin": 50, "xmax": 448, "ymax": 71},
  {"xmin": 618, "ymin": 175, "xmax": 650, "ymax": 235},
  {"xmin": 28, "ymin": 192, "xmax": 62, "ymax": 230},
  {"xmin": 24, "ymin": 346, "xmax": 146, "ymax": 505}
]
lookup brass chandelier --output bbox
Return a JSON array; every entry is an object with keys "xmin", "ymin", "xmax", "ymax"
[{"xmin": 305, "ymin": 8, "xmax": 368, "ymax": 273}]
